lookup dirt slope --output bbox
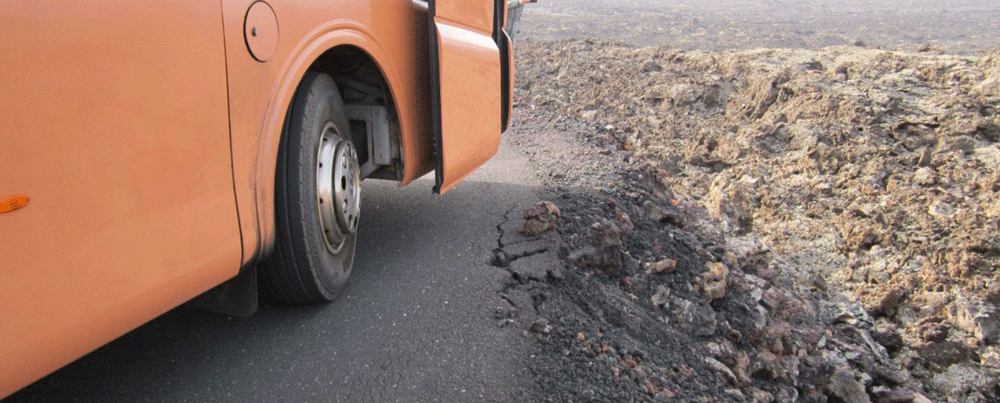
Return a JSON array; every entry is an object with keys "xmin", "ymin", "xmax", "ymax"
[{"xmin": 504, "ymin": 39, "xmax": 1000, "ymax": 402}]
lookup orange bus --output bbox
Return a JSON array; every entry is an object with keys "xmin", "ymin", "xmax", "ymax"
[{"xmin": 0, "ymin": 0, "xmax": 525, "ymax": 396}]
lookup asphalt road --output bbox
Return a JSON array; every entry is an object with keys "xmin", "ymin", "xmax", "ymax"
[
  {"xmin": 6, "ymin": 138, "xmax": 541, "ymax": 402},
  {"xmin": 522, "ymin": 0, "xmax": 1000, "ymax": 53}
]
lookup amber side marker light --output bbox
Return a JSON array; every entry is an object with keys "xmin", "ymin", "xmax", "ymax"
[{"xmin": 0, "ymin": 194, "xmax": 30, "ymax": 215}]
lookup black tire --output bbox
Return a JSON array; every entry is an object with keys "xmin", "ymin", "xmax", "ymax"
[{"xmin": 262, "ymin": 72, "xmax": 359, "ymax": 304}]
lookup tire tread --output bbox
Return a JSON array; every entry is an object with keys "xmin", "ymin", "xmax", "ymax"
[{"xmin": 261, "ymin": 72, "xmax": 354, "ymax": 304}]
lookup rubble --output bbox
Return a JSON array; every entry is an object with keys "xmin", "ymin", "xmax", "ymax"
[
  {"xmin": 827, "ymin": 368, "xmax": 871, "ymax": 403},
  {"xmin": 508, "ymin": 38, "xmax": 1000, "ymax": 402},
  {"xmin": 520, "ymin": 201, "xmax": 561, "ymax": 236},
  {"xmin": 644, "ymin": 258, "xmax": 676, "ymax": 274}
]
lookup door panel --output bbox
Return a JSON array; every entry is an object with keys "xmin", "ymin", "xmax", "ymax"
[
  {"xmin": 429, "ymin": 0, "xmax": 503, "ymax": 193},
  {"xmin": 0, "ymin": 1, "xmax": 241, "ymax": 395}
]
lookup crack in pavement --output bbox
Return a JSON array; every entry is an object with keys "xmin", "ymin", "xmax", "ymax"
[
  {"xmin": 490, "ymin": 206, "xmax": 552, "ymax": 285},
  {"xmin": 490, "ymin": 207, "xmax": 549, "ymax": 272}
]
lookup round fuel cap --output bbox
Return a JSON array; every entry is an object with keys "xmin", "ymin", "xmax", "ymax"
[{"xmin": 244, "ymin": 1, "xmax": 278, "ymax": 62}]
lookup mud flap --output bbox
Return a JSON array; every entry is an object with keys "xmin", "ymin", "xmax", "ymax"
[{"xmin": 186, "ymin": 267, "xmax": 258, "ymax": 317}]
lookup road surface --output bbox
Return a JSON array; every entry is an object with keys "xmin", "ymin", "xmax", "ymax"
[{"xmin": 521, "ymin": 0, "xmax": 1000, "ymax": 53}]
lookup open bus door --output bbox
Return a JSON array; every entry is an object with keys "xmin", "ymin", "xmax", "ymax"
[{"xmin": 425, "ymin": 0, "xmax": 510, "ymax": 193}]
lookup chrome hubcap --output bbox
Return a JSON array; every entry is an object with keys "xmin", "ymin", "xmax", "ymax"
[{"xmin": 316, "ymin": 123, "xmax": 360, "ymax": 254}]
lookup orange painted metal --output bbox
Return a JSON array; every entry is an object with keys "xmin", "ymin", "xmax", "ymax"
[
  {"xmin": 436, "ymin": 1, "xmax": 493, "ymax": 34},
  {"xmin": 431, "ymin": 0, "xmax": 503, "ymax": 193},
  {"xmin": 0, "ymin": 1, "xmax": 241, "ymax": 396},
  {"xmin": 0, "ymin": 0, "xmax": 504, "ymax": 396}
]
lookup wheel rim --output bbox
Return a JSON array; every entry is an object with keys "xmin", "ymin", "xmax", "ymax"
[{"xmin": 316, "ymin": 123, "xmax": 361, "ymax": 255}]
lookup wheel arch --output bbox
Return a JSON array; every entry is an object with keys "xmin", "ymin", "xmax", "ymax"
[
  {"xmin": 252, "ymin": 24, "xmax": 424, "ymax": 258},
  {"xmin": 308, "ymin": 44, "xmax": 405, "ymax": 181}
]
